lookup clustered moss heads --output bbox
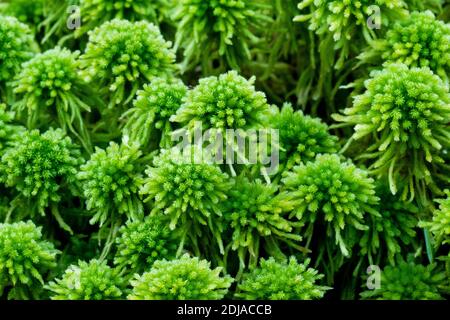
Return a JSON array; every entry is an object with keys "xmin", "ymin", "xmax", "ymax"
[
  {"xmin": 282, "ymin": 154, "xmax": 379, "ymax": 257},
  {"xmin": 140, "ymin": 147, "xmax": 230, "ymax": 253},
  {"xmin": 0, "ymin": 221, "xmax": 58, "ymax": 299},
  {"xmin": 223, "ymin": 177, "xmax": 302, "ymax": 268},
  {"xmin": 236, "ymin": 257, "xmax": 328, "ymax": 300},
  {"xmin": 173, "ymin": 71, "xmax": 270, "ymax": 131},
  {"xmin": 46, "ymin": 259, "xmax": 125, "ymax": 300},
  {"xmin": 13, "ymin": 47, "xmax": 97, "ymax": 151},
  {"xmin": 172, "ymin": 0, "xmax": 272, "ymax": 73},
  {"xmin": 269, "ymin": 103, "xmax": 338, "ymax": 172},
  {"xmin": 294, "ymin": 0, "xmax": 408, "ymax": 68},
  {"xmin": 0, "ymin": 128, "xmax": 82, "ymax": 227},
  {"xmin": 81, "ymin": 19, "xmax": 176, "ymax": 110},
  {"xmin": 361, "ymin": 11, "xmax": 450, "ymax": 80},
  {"xmin": 77, "ymin": 140, "xmax": 144, "ymax": 226},
  {"xmin": 129, "ymin": 254, "xmax": 233, "ymax": 300},
  {"xmin": 333, "ymin": 63, "xmax": 450, "ymax": 206},
  {"xmin": 121, "ymin": 77, "xmax": 187, "ymax": 149},
  {"xmin": 114, "ymin": 215, "xmax": 179, "ymax": 274},
  {"xmin": 0, "ymin": 1, "xmax": 448, "ymax": 301}
]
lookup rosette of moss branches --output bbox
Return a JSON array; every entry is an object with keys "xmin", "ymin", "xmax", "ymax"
[
  {"xmin": 294, "ymin": 0, "xmax": 408, "ymax": 70},
  {"xmin": 222, "ymin": 176, "xmax": 303, "ymax": 271},
  {"xmin": 360, "ymin": 258, "xmax": 448, "ymax": 300},
  {"xmin": 73, "ymin": 0, "xmax": 169, "ymax": 39},
  {"xmin": 0, "ymin": 15, "xmax": 37, "ymax": 101},
  {"xmin": 420, "ymin": 191, "xmax": 450, "ymax": 248},
  {"xmin": 235, "ymin": 256, "xmax": 329, "ymax": 300},
  {"xmin": 359, "ymin": 183, "xmax": 418, "ymax": 267},
  {"xmin": 172, "ymin": 71, "xmax": 269, "ymax": 131},
  {"xmin": 129, "ymin": 254, "xmax": 233, "ymax": 300},
  {"xmin": 0, "ymin": 103, "xmax": 24, "ymax": 152},
  {"xmin": 282, "ymin": 154, "xmax": 380, "ymax": 278},
  {"xmin": 81, "ymin": 19, "xmax": 176, "ymax": 119},
  {"xmin": 13, "ymin": 47, "xmax": 100, "ymax": 152},
  {"xmin": 77, "ymin": 139, "xmax": 145, "ymax": 251},
  {"xmin": 121, "ymin": 77, "xmax": 187, "ymax": 150},
  {"xmin": 0, "ymin": 128, "xmax": 82, "ymax": 233},
  {"xmin": 172, "ymin": 0, "xmax": 272, "ymax": 73},
  {"xmin": 46, "ymin": 259, "xmax": 125, "ymax": 300},
  {"xmin": 358, "ymin": 11, "xmax": 450, "ymax": 81},
  {"xmin": 333, "ymin": 64, "xmax": 450, "ymax": 207},
  {"xmin": 0, "ymin": 221, "xmax": 59, "ymax": 300},
  {"xmin": 268, "ymin": 103, "xmax": 338, "ymax": 176},
  {"xmin": 139, "ymin": 147, "xmax": 231, "ymax": 256},
  {"xmin": 114, "ymin": 215, "xmax": 179, "ymax": 275}
]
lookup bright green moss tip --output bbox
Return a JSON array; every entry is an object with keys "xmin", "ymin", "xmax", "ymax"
[
  {"xmin": 129, "ymin": 254, "xmax": 233, "ymax": 300},
  {"xmin": 360, "ymin": 259, "xmax": 448, "ymax": 300},
  {"xmin": 140, "ymin": 147, "xmax": 231, "ymax": 251},
  {"xmin": 236, "ymin": 257, "xmax": 329, "ymax": 300},
  {"xmin": 81, "ymin": 19, "xmax": 176, "ymax": 108},
  {"xmin": 121, "ymin": 77, "xmax": 187, "ymax": 149},
  {"xmin": 0, "ymin": 15, "xmax": 36, "ymax": 87},
  {"xmin": 282, "ymin": 153, "xmax": 379, "ymax": 257},
  {"xmin": 114, "ymin": 215, "xmax": 179, "ymax": 274},
  {"xmin": 0, "ymin": 128, "xmax": 82, "ymax": 218},
  {"xmin": 172, "ymin": 71, "xmax": 270, "ymax": 131},
  {"xmin": 0, "ymin": 221, "xmax": 59, "ymax": 300},
  {"xmin": 46, "ymin": 259, "xmax": 125, "ymax": 300},
  {"xmin": 13, "ymin": 47, "xmax": 96, "ymax": 151},
  {"xmin": 365, "ymin": 11, "xmax": 450, "ymax": 80},
  {"xmin": 270, "ymin": 103, "xmax": 338, "ymax": 171},
  {"xmin": 77, "ymin": 140, "xmax": 144, "ymax": 226},
  {"xmin": 333, "ymin": 63, "xmax": 450, "ymax": 205},
  {"xmin": 223, "ymin": 177, "xmax": 302, "ymax": 266}
]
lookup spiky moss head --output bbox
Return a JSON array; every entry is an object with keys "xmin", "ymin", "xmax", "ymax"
[
  {"xmin": 1, "ymin": 0, "xmax": 45, "ymax": 27},
  {"xmin": 223, "ymin": 177, "xmax": 302, "ymax": 264},
  {"xmin": 0, "ymin": 128, "xmax": 82, "ymax": 215},
  {"xmin": 0, "ymin": 103, "xmax": 24, "ymax": 152},
  {"xmin": 360, "ymin": 183, "xmax": 418, "ymax": 265},
  {"xmin": 46, "ymin": 259, "xmax": 125, "ymax": 300},
  {"xmin": 140, "ymin": 147, "xmax": 231, "ymax": 243},
  {"xmin": 13, "ymin": 47, "xmax": 94, "ymax": 150},
  {"xmin": 0, "ymin": 15, "xmax": 36, "ymax": 84},
  {"xmin": 0, "ymin": 221, "xmax": 58, "ymax": 300},
  {"xmin": 360, "ymin": 259, "xmax": 448, "ymax": 300},
  {"xmin": 14, "ymin": 47, "xmax": 84, "ymax": 109},
  {"xmin": 295, "ymin": 0, "xmax": 407, "ymax": 41},
  {"xmin": 236, "ymin": 257, "xmax": 329, "ymax": 300},
  {"xmin": 380, "ymin": 11, "xmax": 450, "ymax": 79},
  {"xmin": 77, "ymin": 140, "xmax": 144, "ymax": 226},
  {"xmin": 114, "ymin": 215, "xmax": 179, "ymax": 274},
  {"xmin": 81, "ymin": 19, "xmax": 176, "ymax": 108},
  {"xmin": 172, "ymin": 71, "xmax": 270, "ymax": 131},
  {"xmin": 122, "ymin": 77, "xmax": 187, "ymax": 149},
  {"xmin": 282, "ymin": 154, "xmax": 379, "ymax": 257},
  {"xmin": 172, "ymin": 0, "xmax": 271, "ymax": 72},
  {"xmin": 129, "ymin": 254, "xmax": 233, "ymax": 300},
  {"xmin": 77, "ymin": 0, "xmax": 168, "ymax": 37},
  {"xmin": 269, "ymin": 103, "xmax": 338, "ymax": 171},
  {"xmin": 420, "ymin": 191, "xmax": 450, "ymax": 246},
  {"xmin": 333, "ymin": 64, "xmax": 450, "ymax": 204}
]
